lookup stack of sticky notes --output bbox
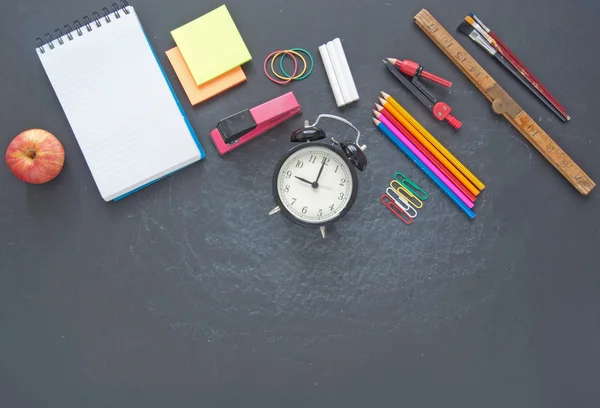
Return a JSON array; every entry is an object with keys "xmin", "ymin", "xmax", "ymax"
[{"xmin": 166, "ymin": 5, "xmax": 252, "ymax": 105}]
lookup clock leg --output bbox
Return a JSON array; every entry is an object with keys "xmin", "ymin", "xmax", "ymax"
[
  {"xmin": 320, "ymin": 226, "xmax": 327, "ymax": 239},
  {"xmin": 269, "ymin": 206, "xmax": 280, "ymax": 215}
]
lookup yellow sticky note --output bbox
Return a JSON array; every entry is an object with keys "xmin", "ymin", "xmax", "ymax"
[{"xmin": 171, "ymin": 5, "xmax": 252, "ymax": 86}]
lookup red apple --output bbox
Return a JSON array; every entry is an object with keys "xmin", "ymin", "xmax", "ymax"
[{"xmin": 5, "ymin": 129, "xmax": 65, "ymax": 184}]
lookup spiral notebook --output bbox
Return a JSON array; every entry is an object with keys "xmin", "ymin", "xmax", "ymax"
[{"xmin": 35, "ymin": 1, "xmax": 204, "ymax": 201}]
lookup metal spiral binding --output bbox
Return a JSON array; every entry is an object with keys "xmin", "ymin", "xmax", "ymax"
[
  {"xmin": 54, "ymin": 29, "xmax": 64, "ymax": 45},
  {"xmin": 73, "ymin": 20, "xmax": 83, "ymax": 36},
  {"xmin": 102, "ymin": 7, "xmax": 112, "ymax": 23},
  {"xmin": 35, "ymin": 0, "xmax": 130, "ymax": 54},
  {"xmin": 82, "ymin": 16, "xmax": 93, "ymax": 32}
]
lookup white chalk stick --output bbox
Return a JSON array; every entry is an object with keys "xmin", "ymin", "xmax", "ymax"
[
  {"xmin": 333, "ymin": 38, "xmax": 359, "ymax": 103},
  {"xmin": 318, "ymin": 44, "xmax": 345, "ymax": 107},
  {"xmin": 326, "ymin": 41, "xmax": 352, "ymax": 104}
]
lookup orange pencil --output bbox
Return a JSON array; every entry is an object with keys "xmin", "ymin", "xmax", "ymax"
[
  {"xmin": 378, "ymin": 96, "xmax": 481, "ymax": 197},
  {"xmin": 380, "ymin": 92, "xmax": 485, "ymax": 191},
  {"xmin": 375, "ymin": 106, "xmax": 477, "ymax": 202}
]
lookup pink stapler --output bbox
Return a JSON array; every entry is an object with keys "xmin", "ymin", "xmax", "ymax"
[{"xmin": 209, "ymin": 92, "xmax": 302, "ymax": 155}]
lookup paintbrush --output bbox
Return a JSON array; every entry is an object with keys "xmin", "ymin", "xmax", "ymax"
[
  {"xmin": 457, "ymin": 22, "xmax": 568, "ymax": 122},
  {"xmin": 464, "ymin": 14, "xmax": 569, "ymax": 121}
]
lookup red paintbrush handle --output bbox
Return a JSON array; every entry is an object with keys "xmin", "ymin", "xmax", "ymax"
[
  {"xmin": 494, "ymin": 40, "xmax": 560, "ymax": 108},
  {"xmin": 492, "ymin": 36, "xmax": 549, "ymax": 96},
  {"xmin": 491, "ymin": 33, "xmax": 567, "ymax": 114}
]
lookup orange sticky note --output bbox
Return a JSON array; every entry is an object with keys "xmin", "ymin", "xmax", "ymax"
[{"xmin": 165, "ymin": 47, "xmax": 246, "ymax": 105}]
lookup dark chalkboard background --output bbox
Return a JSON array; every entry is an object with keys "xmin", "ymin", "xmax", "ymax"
[{"xmin": 1, "ymin": 0, "xmax": 599, "ymax": 407}]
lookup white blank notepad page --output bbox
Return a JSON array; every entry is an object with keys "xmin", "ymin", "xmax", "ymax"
[{"xmin": 38, "ymin": 7, "xmax": 200, "ymax": 201}]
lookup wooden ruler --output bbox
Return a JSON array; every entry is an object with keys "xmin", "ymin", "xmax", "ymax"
[{"xmin": 414, "ymin": 9, "xmax": 595, "ymax": 195}]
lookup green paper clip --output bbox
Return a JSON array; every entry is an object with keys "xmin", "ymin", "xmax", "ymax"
[{"xmin": 394, "ymin": 172, "xmax": 428, "ymax": 201}]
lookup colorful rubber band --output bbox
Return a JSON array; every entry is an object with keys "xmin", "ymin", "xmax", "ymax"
[
  {"xmin": 271, "ymin": 50, "xmax": 307, "ymax": 81},
  {"xmin": 264, "ymin": 50, "xmax": 298, "ymax": 85},
  {"xmin": 280, "ymin": 48, "xmax": 314, "ymax": 81}
]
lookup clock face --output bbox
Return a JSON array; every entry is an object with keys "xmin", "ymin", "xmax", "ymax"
[{"xmin": 274, "ymin": 144, "xmax": 357, "ymax": 226}]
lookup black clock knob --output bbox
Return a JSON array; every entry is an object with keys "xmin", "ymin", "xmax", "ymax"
[
  {"xmin": 291, "ymin": 126, "xmax": 326, "ymax": 143},
  {"xmin": 340, "ymin": 142, "xmax": 367, "ymax": 171}
]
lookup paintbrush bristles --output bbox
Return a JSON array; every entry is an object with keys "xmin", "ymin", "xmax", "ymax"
[
  {"xmin": 457, "ymin": 22, "xmax": 474, "ymax": 36},
  {"xmin": 465, "ymin": 15, "xmax": 495, "ymax": 44}
]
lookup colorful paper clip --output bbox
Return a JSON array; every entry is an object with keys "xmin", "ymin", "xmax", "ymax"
[
  {"xmin": 380, "ymin": 194, "xmax": 413, "ymax": 224},
  {"xmin": 386, "ymin": 187, "xmax": 418, "ymax": 218},
  {"xmin": 394, "ymin": 172, "xmax": 427, "ymax": 201},
  {"xmin": 390, "ymin": 179, "xmax": 423, "ymax": 209}
]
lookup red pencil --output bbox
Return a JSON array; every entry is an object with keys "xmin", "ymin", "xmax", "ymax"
[{"xmin": 374, "ymin": 104, "xmax": 477, "ymax": 202}]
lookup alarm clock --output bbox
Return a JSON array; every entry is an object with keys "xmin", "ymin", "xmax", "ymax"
[{"xmin": 269, "ymin": 114, "xmax": 367, "ymax": 238}]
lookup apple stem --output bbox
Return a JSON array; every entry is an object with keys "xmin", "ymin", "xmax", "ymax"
[{"xmin": 29, "ymin": 149, "xmax": 36, "ymax": 159}]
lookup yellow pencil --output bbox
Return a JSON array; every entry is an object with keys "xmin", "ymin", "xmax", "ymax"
[
  {"xmin": 381, "ymin": 92, "xmax": 485, "ymax": 191},
  {"xmin": 376, "ymin": 102, "xmax": 480, "ymax": 197}
]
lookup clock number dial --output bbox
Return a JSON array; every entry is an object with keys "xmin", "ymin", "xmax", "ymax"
[{"xmin": 276, "ymin": 145, "xmax": 355, "ymax": 225}]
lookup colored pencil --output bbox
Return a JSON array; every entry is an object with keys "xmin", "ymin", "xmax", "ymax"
[
  {"xmin": 373, "ymin": 118, "xmax": 476, "ymax": 219},
  {"xmin": 380, "ymin": 92, "xmax": 485, "ymax": 191},
  {"xmin": 376, "ymin": 103, "xmax": 479, "ymax": 199},
  {"xmin": 377, "ymin": 113, "xmax": 474, "ymax": 209},
  {"xmin": 375, "ymin": 107, "xmax": 477, "ymax": 202},
  {"xmin": 378, "ymin": 96, "xmax": 481, "ymax": 196}
]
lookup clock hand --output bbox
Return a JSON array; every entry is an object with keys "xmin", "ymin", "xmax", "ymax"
[
  {"xmin": 315, "ymin": 161, "xmax": 326, "ymax": 185},
  {"xmin": 295, "ymin": 176, "xmax": 313, "ymax": 185},
  {"xmin": 295, "ymin": 175, "xmax": 318, "ymax": 189}
]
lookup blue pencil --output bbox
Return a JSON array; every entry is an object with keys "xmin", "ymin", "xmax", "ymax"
[{"xmin": 374, "ymin": 118, "xmax": 476, "ymax": 219}]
